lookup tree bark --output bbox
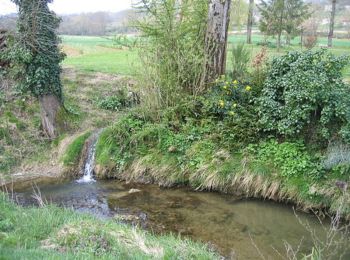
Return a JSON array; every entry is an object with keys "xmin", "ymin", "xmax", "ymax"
[
  {"xmin": 328, "ymin": 0, "xmax": 336, "ymax": 47},
  {"xmin": 39, "ymin": 94, "xmax": 62, "ymax": 139},
  {"xmin": 204, "ymin": 0, "xmax": 232, "ymax": 84},
  {"xmin": 246, "ymin": 0, "xmax": 254, "ymax": 44}
]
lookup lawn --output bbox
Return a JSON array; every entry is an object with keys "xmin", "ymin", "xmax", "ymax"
[
  {"xmin": 61, "ymin": 36, "xmax": 139, "ymax": 75},
  {"xmin": 61, "ymin": 35, "xmax": 350, "ymax": 81}
]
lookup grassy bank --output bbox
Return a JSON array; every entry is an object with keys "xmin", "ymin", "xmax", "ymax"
[
  {"xmin": 94, "ymin": 112, "xmax": 349, "ymax": 219},
  {"xmin": 0, "ymin": 193, "xmax": 219, "ymax": 259}
]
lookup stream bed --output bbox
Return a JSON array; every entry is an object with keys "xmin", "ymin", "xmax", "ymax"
[{"xmin": 5, "ymin": 177, "xmax": 343, "ymax": 259}]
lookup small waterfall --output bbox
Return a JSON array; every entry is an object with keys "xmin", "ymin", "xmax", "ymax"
[{"xmin": 76, "ymin": 131, "xmax": 101, "ymax": 184}]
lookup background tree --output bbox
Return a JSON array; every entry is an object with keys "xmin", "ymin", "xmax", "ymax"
[
  {"xmin": 258, "ymin": 0, "xmax": 285, "ymax": 50},
  {"xmin": 246, "ymin": 0, "xmax": 254, "ymax": 44},
  {"xmin": 11, "ymin": 0, "xmax": 65, "ymax": 139},
  {"xmin": 284, "ymin": 0, "xmax": 310, "ymax": 45},
  {"xmin": 230, "ymin": 0, "xmax": 248, "ymax": 33},
  {"xmin": 328, "ymin": 0, "xmax": 336, "ymax": 47},
  {"xmin": 259, "ymin": 0, "xmax": 310, "ymax": 51},
  {"xmin": 204, "ymin": 0, "xmax": 232, "ymax": 83}
]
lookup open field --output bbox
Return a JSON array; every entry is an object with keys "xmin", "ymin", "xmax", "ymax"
[{"xmin": 61, "ymin": 35, "xmax": 350, "ymax": 81}]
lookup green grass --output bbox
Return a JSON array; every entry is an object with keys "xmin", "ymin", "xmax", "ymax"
[
  {"xmin": 61, "ymin": 35, "xmax": 139, "ymax": 75},
  {"xmin": 60, "ymin": 35, "xmax": 350, "ymax": 81},
  {"xmin": 0, "ymin": 193, "xmax": 219, "ymax": 259},
  {"xmin": 62, "ymin": 132, "xmax": 91, "ymax": 166}
]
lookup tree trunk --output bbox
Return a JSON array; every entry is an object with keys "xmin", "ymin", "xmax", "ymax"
[
  {"xmin": 328, "ymin": 0, "xmax": 336, "ymax": 47},
  {"xmin": 39, "ymin": 94, "xmax": 62, "ymax": 139},
  {"xmin": 277, "ymin": 32, "xmax": 281, "ymax": 52},
  {"xmin": 246, "ymin": 0, "xmax": 254, "ymax": 44},
  {"xmin": 204, "ymin": 0, "xmax": 231, "ymax": 84}
]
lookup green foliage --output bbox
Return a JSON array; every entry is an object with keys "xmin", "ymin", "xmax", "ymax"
[
  {"xmin": 62, "ymin": 132, "xmax": 91, "ymax": 166},
  {"xmin": 230, "ymin": 43, "xmax": 251, "ymax": 80},
  {"xmin": 9, "ymin": 0, "xmax": 65, "ymax": 99},
  {"xmin": 258, "ymin": 0, "xmax": 310, "ymax": 47},
  {"xmin": 97, "ymin": 89, "xmax": 135, "ymax": 111},
  {"xmin": 205, "ymin": 76, "xmax": 253, "ymax": 118},
  {"xmin": 135, "ymin": 0, "xmax": 207, "ymax": 108},
  {"xmin": 247, "ymin": 140, "xmax": 322, "ymax": 180},
  {"xmin": 258, "ymin": 49, "xmax": 350, "ymax": 143}
]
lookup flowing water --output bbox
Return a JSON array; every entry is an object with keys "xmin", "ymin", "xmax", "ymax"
[
  {"xmin": 8, "ymin": 178, "xmax": 345, "ymax": 259},
  {"xmin": 5, "ymin": 135, "xmax": 349, "ymax": 259}
]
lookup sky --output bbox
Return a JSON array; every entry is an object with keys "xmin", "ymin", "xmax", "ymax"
[{"xmin": 0, "ymin": 0, "xmax": 133, "ymax": 15}]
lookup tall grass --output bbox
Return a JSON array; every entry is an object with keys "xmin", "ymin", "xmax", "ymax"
[{"xmin": 134, "ymin": 0, "xmax": 208, "ymax": 112}]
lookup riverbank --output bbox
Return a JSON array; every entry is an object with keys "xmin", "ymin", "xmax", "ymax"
[
  {"xmin": 0, "ymin": 192, "xmax": 219, "ymax": 259},
  {"xmin": 91, "ymin": 111, "xmax": 350, "ymax": 220}
]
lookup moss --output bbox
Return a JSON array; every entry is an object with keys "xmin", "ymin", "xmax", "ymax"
[{"xmin": 62, "ymin": 132, "xmax": 91, "ymax": 166}]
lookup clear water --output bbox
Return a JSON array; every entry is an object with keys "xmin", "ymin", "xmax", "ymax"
[{"xmin": 8, "ymin": 178, "xmax": 348, "ymax": 259}]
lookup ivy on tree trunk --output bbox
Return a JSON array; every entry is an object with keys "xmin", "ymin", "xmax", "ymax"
[{"xmin": 11, "ymin": 0, "xmax": 65, "ymax": 139}]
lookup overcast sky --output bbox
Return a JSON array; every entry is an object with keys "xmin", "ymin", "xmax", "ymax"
[{"xmin": 0, "ymin": 0, "xmax": 133, "ymax": 15}]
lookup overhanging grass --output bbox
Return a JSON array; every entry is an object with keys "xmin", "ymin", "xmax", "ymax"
[
  {"xmin": 94, "ymin": 114, "xmax": 350, "ymax": 219},
  {"xmin": 62, "ymin": 132, "xmax": 91, "ymax": 166},
  {"xmin": 0, "ymin": 193, "xmax": 219, "ymax": 259}
]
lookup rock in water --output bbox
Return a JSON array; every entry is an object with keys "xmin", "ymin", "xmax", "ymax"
[{"xmin": 129, "ymin": 189, "xmax": 141, "ymax": 194}]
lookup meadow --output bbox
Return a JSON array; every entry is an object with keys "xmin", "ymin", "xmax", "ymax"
[{"xmin": 61, "ymin": 35, "xmax": 350, "ymax": 80}]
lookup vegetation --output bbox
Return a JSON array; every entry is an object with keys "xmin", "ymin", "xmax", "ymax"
[
  {"xmin": 62, "ymin": 132, "xmax": 91, "ymax": 166},
  {"xmin": 1, "ymin": 0, "xmax": 350, "ymax": 258},
  {"xmin": 94, "ymin": 48, "xmax": 350, "ymax": 219},
  {"xmin": 0, "ymin": 193, "xmax": 219, "ymax": 259},
  {"xmin": 9, "ymin": 0, "xmax": 65, "ymax": 139}
]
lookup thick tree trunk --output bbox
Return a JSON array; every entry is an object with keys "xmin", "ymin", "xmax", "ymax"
[
  {"xmin": 39, "ymin": 94, "xmax": 62, "ymax": 139},
  {"xmin": 204, "ymin": 0, "xmax": 231, "ymax": 84},
  {"xmin": 246, "ymin": 0, "xmax": 254, "ymax": 44},
  {"xmin": 328, "ymin": 0, "xmax": 336, "ymax": 47}
]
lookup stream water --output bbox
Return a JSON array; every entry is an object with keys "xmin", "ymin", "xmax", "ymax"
[
  {"xmin": 7, "ymin": 177, "xmax": 343, "ymax": 259},
  {"xmin": 5, "ymin": 134, "xmax": 349, "ymax": 259}
]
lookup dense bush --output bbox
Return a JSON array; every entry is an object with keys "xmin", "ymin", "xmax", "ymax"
[{"xmin": 258, "ymin": 49, "xmax": 350, "ymax": 143}]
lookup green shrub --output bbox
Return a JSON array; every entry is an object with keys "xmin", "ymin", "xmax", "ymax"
[
  {"xmin": 258, "ymin": 49, "xmax": 350, "ymax": 144},
  {"xmin": 204, "ymin": 76, "xmax": 253, "ymax": 118},
  {"xmin": 62, "ymin": 132, "xmax": 91, "ymax": 166},
  {"xmin": 97, "ymin": 89, "xmax": 135, "ymax": 111}
]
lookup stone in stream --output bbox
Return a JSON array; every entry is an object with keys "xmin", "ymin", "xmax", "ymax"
[{"xmin": 129, "ymin": 188, "xmax": 141, "ymax": 194}]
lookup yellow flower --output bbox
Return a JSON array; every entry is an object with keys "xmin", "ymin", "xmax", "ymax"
[
  {"xmin": 223, "ymin": 85, "xmax": 228, "ymax": 90},
  {"xmin": 229, "ymin": 111, "xmax": 235, "ymax": 116},
  {"xmin": 233, "ymin": 103, "xmax": 237, "ymax": 108},
  {"xmin": 245, "ymin": 85, "xmax": 252, "ymax": 91},
  {"xmin": 233, "ymin": 80, "xmax": 238, "ymax": 84},
  {"xmin": 218, "ymin": 100, "xmax": 225, "ymax": 108}
]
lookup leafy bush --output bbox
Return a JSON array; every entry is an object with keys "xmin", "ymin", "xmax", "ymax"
[
  {"xmin": 205, "ymin": 76, "xmax": 253, "ymax": 118},
  {"xmin": 258, "ymin": 49, "xmax": 350, "ymax": 143},
  {"xmin": 97, "ymin": 89, "xmax": 137, "ymax": 111}
]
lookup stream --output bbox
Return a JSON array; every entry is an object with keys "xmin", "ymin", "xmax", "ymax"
[
  {"xmin": 4, "ymin": 135, "xmax": 348, "ymax": 259},
  {"xmin": 6, "ymin": 177, "xmax": 339, "ymax": 259}
]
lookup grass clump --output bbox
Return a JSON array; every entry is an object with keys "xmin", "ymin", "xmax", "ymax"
[
  {"xmin": 0, "ymin": 192, "xmax": 219, "ymax": 259},
  {"xmin": 62, "ymin": 132, "xmax": 91, "ymax": 166}
]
